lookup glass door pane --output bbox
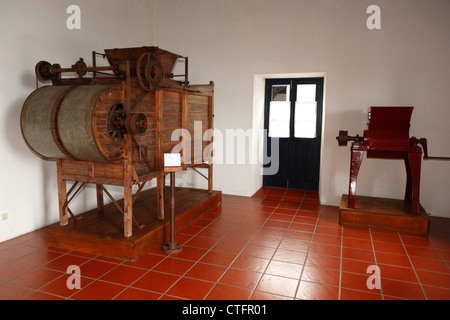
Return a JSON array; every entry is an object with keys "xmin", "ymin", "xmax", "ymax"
[
  {"xmin": 295, "ymin": 84, "xmax": 317, "ymax": 138},
  {"xmin": 268, "ymin": 101, "xmax": 290, "ymax": 138},
  {"xmin": 268, "ymin": 84, "xmax": 291, "ymax": 138}
]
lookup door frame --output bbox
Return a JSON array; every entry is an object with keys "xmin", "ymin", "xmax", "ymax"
[
  {"xmin": 263, "ymin": 77, "xmax": 324, "ymax": 191},
  {"xmin": 251, "ymin": 72, "xmax": 327, "ymax": 196}
]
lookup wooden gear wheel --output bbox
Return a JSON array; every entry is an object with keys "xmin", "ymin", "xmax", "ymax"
[{"xmin": 136, "ymin": 53, "xmax": 164, "ymax": 91}]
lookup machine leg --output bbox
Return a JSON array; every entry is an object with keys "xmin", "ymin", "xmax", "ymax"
[
  {"xmin": 123, "ymin": 154, "xmax": 133, "ymax": 237},
  {"xmin": 404, "ymin": 157, "xmax": 412, "ymax": 202},
  {"xmin": 208, "ymin": 164, "xmax": 213, "ymax": 193},
  {"xmin": 56, "ymin": 159, "xmax": 68, "ymax": 226},
  {"xmin": 408, "ymin": 149, "xmax": 422, "ymax": 215},
  {"xmin": 157, "ymin": 172, "xmax": 165, "ymax": 220},
  {"xmin": 163, "ymin": 172, "xmax": 182, "ymax": 253},
  {"xmin": 348, "ymin": 145, "xmax": 364, "ymax": 208},
  {"xmin": 96, "ymin": 184, "xmax": 104, "ymax": 211}
]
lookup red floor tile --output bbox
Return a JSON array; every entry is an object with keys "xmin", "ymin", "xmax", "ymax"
[
  {"xmin": 249, "ymin": 234, "xmax": 282, "ymax": 248},
  {"xmin": 200, "ymin": 250, "xmax": 237, "ymax": 267},
  {"xmin": 251, "ymin": 291, "xmax": 292, "ymax": 300},
  {"xmin": 0, "ymin": 283, "xmax": 33, "ymax": 300},
  {"xmin": 340, "ymin": 288, "xmax": 382, "ymax": 300},
  {"xmin": 2, "ymin": 187, "xmax": 450, "ymax": 300},
  {"xmin": 16, "ymin": 249, "xmax": 63, "ymax": 267},
  {"xmin": 166, "ymin": 277, "xmax": 214, "ymax": 300},
  {"xmin": 341, "ymin": 247, "xmax": 375, "ymax": 262},
  {"xmin": 71, "ymin": 280, "xmax": 126, "ymax": 300},
  {"xmin": 265, "ymin": 260, "xmax": 303, "ymax": 279},
  {"xmin": 77, "ymin": 259, "xmax": 117, "ymax": 279},
  {"xmin": 341, "ymin": 259, "xmax": 374, "ymax": 275},
  {"xmin": 219, "ymin": 268, "xmax": 262, "ymax": 290},
  {"xmin": 405, "ymin": 245, "xmax": 443, "ymax": 260},
  {"xmin": 371, "ymin": 231, "xmax": 402, "ymax": 244},
  {"xmin": 272, "ymin": 248, "xmax": 307, "ymax": 265},
  {"xmin": 184, "ymin": 236, "xmax": 218, "ymax": 250},
  {"xmin": 38, "ymin": 275, "xmax": 94, "ymax": 298},
  {"xmin": 422, "ymin": 285, "xmax": 450, "ymax": 300},
  {"xmin": 342, "ymin": 237, "xmax": 373, "ymax": 251},
  {"xmin": 255, "ymin": 274, "xmax": 299, "ymax": 297},
  {"xmin": 123, "ymin": 253, "xmax": 165, "ymax": 269},
  {"xmin": 312, "ymin": 233, "xmax": 341, "ymax": 246},
  {"xmin": 381, "ymin": 278, "xmax": 427, "ymax": 300},
  {"xmin": 379, "ymin": 264, "xmax": 419, "ymax": 283},
  {"xmin": 340, "ymin": 271, "xmax": 381, "ymax": 294},
  {"xmin": 184, "ymin": 262, "xmax": 227, "ymax": 282},
  {"xmin": 409, "ymin": 256, "xmax": 450, "ymax": 273},
  {"xmin": 278, "ymin": 238, "xmax": 310, "ymax": 252},
  {"xmin": 231, "ymin": 254, "xmax": 270, "ymax": 273},
  {"xmin": 0, "ymin": 261, "xmax": 36, "ymax": 282},
  {"xmin": 114, "ymin": 287, "xmax": 161, "ymax": 300},
  {"xmin": 308, "ymin": 242, "xmax": 341, "ymax": 257},
  {"xmin": 0, "ymin": 245, "xmax": 39, "ymax": 261},
  {"xmin": 212, "ymin": 240, "xmax": 246, "ymax": 254},
  {"xmin": 242, "ymin": 244, "xmax": 276, "ymax": 259},
  {"xmin": 132, "ymin": 270, "xmax": 180, "ymax": 293},
  {"xmin": 373, "ymin": 241, "xmax": 406, "ymax": 255},
  {"xmin": 415, "ymin": 269, "xmax": 450, "ymax": 289},
  {"xmin": 375, "ymin": 252, "xmax": 413, "ymax": 268},
  {"xmin": 296, "ymin": 281, "xmax": 339, "ymax": 300},
  {"xmin": 206, "ymin": 283, "xmax": 252, "ymax": 300},
  {"xmin": 42, "ymin": 254, "xmax": 90, "ymax": 273},
  {"xmin": 301, "ymin": 265, "xmax": 340, "ymax": 287},
  {"xmin": 152, "ymin": 257, "xmax": 195, "ymax": 276},
  {"xmin": 99, "ymin": 265, "xmax": 147, "ymax": 286},
  {"xmin": 9, "ymin": 267, "xmax": 64, "ymax": 289},
  {"xmin": 171, "ymin": 246, "xmax": 208, "ymax": 262},
  {"xmin": 22, "ymin": 291, "xmax": 65, "ymax": 300}
]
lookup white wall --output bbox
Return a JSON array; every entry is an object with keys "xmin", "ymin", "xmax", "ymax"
[
  {"xmin": 0, "ymin": 0, "xmax": 154, "ymax": 242},
  {"xmin": 1, "ymin": 0, "xmax": 449, "ymax": 243},
  {"xmin": 152, "ymin": 0, "xmax": 450, "ymax": 217}
]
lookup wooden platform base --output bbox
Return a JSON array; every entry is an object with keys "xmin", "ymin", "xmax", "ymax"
[
  {"xmin": 47, "ymin": 187, "xmax": 222, "ymax": 261},
  {"xmin": 339, "ymin": 195, "xmax": 429, "ymax": 235}
]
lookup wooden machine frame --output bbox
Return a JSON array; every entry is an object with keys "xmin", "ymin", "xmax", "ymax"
[{"xmin": 23, "ymin": 47, "xmax": 215, "ymax": 239}]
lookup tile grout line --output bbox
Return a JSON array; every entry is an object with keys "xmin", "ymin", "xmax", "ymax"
[
  {"xmin": 338, "ymin": 223, "xmax": 343, "ymax": 300},
  {"xmin": 204, "ymin": 189, "xmax": 284, "ymax": 300},
  {"xmin": 155, "ymin": 194, "xmax": 271, "ymax": 300},
  {"xmin": 369, "ymin": 228, "xmax": 384, "ymax": 300},
  {"xmin": 248, "ymin": 189, "xmax": 301, "ymax": 300},
  {"xmin": 293, "ymin": 191, "xmax": 321, "ymax": 300},
  {"xmin": 398, "ymin": 233, "xmax": 428, "ymax": 300},
  {"xmin": 63, "ymin": 209, "xmax": 222, "ymax": 300}
]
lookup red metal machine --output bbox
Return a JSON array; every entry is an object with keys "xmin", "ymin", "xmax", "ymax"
[{"xmin": 337, "ymin": 106, "xmax": 449, "ymax": 216}]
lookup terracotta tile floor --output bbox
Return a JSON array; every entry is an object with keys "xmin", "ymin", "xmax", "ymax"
[{"xmin": 1, "ymin": 187, "xmax": 449, "ymax": 300}]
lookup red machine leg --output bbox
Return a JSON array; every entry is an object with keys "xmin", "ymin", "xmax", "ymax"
[
  {"xmin": 348, "ymin": 144, "xmax": 364, "ymax": 208},
  {"xmin": 404, "ymin": 157, "xmax": 412, "ymax": 202},
  {"xmin": 407, "ymin": 147, "xmax": 422, "ymax": 215}
]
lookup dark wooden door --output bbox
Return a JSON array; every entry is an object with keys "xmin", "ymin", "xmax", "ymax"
[{"xmin": 263, "ymin": 78, "xmax": 324, "ymax": 191}]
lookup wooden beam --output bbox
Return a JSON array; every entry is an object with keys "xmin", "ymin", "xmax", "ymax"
[
  {"xmin": 56, "ymin": 159, "xmax": 68, "ymax": 226},
  {"xmin": 123, "ymin": 61, "xmax": 133, "ymax": 237},
  {"xmin": 155, "ymin": 89, "xmax": 165, "ymax": 220}
]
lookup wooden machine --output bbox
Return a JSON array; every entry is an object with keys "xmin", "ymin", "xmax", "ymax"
[
  {"xmin": 336, "ymin": 106, "xmax": 449, "ymax": 234},
  {"xmin": 21, "ymin": 46, "xmax": 215, "ymax": 248}
]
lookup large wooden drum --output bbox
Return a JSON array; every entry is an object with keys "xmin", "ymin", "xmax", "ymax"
[{"xmin": 21, "ymin": 85, "xmax": 124, "ymax": 162}]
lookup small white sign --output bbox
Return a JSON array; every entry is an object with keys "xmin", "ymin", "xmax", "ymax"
[{"xmin": 164, "ymin": 153, "xmax": 181, "ymax": 167}]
